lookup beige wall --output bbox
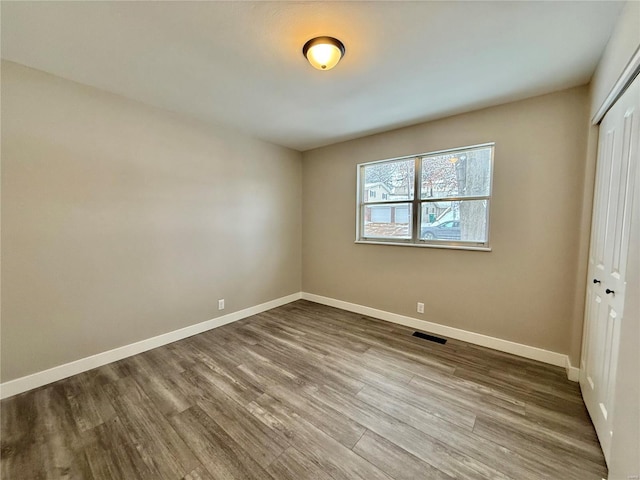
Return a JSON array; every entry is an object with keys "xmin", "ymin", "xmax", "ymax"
[
  {"xmin": 0, "ymin": 61, "xmax": 302, "ymax": 382},
  {"xmin": 302, "ymin": 86, "xmax": 590, "ymax": 359},
  {"xmin": 567, "ymin": 115, "xmax": 599, "ymax": 367}
]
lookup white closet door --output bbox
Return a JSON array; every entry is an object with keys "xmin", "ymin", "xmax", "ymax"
[{"xmin": 580, "ymin": 75, "xmax": 640, "ymax": 463}]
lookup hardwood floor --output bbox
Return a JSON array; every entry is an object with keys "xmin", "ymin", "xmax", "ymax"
[{"xmin": 1, "ymin": 300, "xmax": 607, "ymax": 479}]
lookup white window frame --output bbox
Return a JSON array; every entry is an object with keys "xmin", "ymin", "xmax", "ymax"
[{"xmin": 356, "ymin": 143, "xmax": 494, "ymax": 251}]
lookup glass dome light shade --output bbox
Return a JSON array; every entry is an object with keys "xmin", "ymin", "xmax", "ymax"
[{"xmin": 303, "ymin": 36, "xmax": 345, "ymax": 71}]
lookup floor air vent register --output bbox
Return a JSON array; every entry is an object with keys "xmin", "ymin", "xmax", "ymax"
[{"xmin": 412, "ymin": 331, "xmax": 447, "ymax": 344}]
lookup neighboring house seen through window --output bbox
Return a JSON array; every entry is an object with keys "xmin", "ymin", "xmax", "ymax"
[{"xmin": 356, "ymin": 143, "xmax": 494, "ymax": 250}]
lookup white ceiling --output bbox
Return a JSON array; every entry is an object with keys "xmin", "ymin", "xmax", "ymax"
[{"xmin": 1, "ymin": 1, "xmax": 625, "ymax": 151}]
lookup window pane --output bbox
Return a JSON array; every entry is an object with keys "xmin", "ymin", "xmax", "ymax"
[
  {"xmin": 421, "ymin": 146, "xmax": 492, "ymax": 199},
  {"xmin": 363, "ymin": 203, "xmax": 412, "ymax": 239},
  {"xmin": 363, "ymin": 158, "xmax": 414, "ymax": 203},
  {"xmin": 420, "ymin": 200, "xmax": 488, "ymax": 243}
]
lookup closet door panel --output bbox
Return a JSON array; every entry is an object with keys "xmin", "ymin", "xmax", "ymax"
[{"xmin": 580, "ymin": 75, "xmax": 639, "ymax": 463}]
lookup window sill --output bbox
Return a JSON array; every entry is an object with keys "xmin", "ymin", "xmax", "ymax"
[{"xmin": 354, "ymin": 240, "xmax": 492, "ymax": 252}]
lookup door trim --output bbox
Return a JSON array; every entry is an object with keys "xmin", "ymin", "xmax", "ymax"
[{"xmin": 593, "ymin": 45, "xmax": 640, "ymax": 125}]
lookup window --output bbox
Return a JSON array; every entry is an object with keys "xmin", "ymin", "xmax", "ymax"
[{"xmin": 356, "ymin": 143, "xmax": 493, "ymax": 250}]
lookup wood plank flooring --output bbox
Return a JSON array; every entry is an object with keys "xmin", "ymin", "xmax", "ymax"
[{"xmin": 0, "ymin": 300, "xmax": 607, "ymax": 479}]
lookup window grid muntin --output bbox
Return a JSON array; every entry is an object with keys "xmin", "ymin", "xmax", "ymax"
[{"xmin": 357, "ymin": 143, "xmax": 494, "ymax": 248}]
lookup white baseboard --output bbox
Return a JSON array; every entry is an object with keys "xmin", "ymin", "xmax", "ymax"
[
  {"xmin": 0, "ymin": 292, "xmax": 302, "ymax": 400},
  {"xmin": 565, "ymin": 357, "xmax": 581, "ymax": 382},
  {"xmin": 301, "ymin": 292, "xmax": 574, "ymax": 375},
  {"xmin": 1, "ymin": 290, "xmax": 580, "ymax": 399}
]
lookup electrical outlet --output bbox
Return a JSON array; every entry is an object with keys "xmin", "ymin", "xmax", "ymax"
[
  {"xmin": 218, "ymin": 299, "xmax": 225, "ymax": 310},
  {"xmin": 417, "ymin": 302, "xmax": 424, "ymax": 314}
]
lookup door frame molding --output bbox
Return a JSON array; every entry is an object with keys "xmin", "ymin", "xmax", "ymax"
[{"xmin": 593, "ymin": 45, "xmax": 640, "ymax": 125}]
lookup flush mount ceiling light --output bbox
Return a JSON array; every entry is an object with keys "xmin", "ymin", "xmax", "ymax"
[{"xmin": 302, "ymin": 36, "xmax": 345, "ymax": 71}]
